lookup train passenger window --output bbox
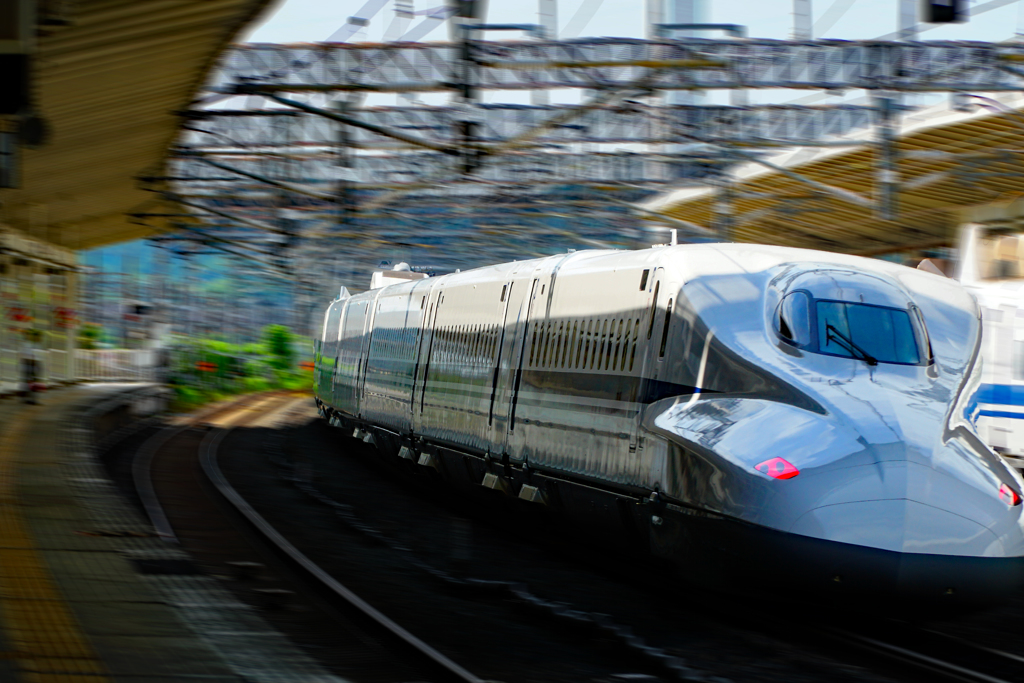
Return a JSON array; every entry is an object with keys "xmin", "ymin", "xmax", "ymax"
[
  {"xmin": 1015, "ymin": 340, "xmax": 1024, "ymax": 381},
  {"xmin": 659, "ymin": 300, "xmax": 673, "ymax": 358},
  {"xmin": 602, "ymin": 319, "xmax": 611, "ymax": 369},
  {"xmin": 604, "ymin": 320, "xmax": 614, "ymax": 371},
  {"xmin": 551, "ymin": 322, "xmax": 560, "ymax": 367},
  {"xmin": 544, "ymin": 322, "xmax": 554, "ymax": 367},
  {"xmin": 556, "ymin": 322, "xmax": 566, "ymax": 367},
  {"xmin": 537, "ymin": 325, "xmax": 546, "ymax": 367},
  {"xmin": 568, "ymin": 321, "xmax": 578, "ymax": 367},
  {"xmin": 556, "ymin": 323, "xmax": 565, "ymax": 368},
  {"xmin": 501, "ymin": 285, "xmax": 507, "ymax": 302},
  {"xmin": 640, "ymin": 270, "xmax": 649, "ymax": 291},
  {"xmin": 545, "ymin": 323, "xmax": 554, "ymax": 368},
  {"xmin": 550, "ymin": 322, "xmax": 559, "ymax": 368},
  {"xmin": 613, "ymin": 320, "xmax": 624, "ymax": 371},
  {"xmin": 647, "ymin": 282, "xmax": 660, "ymax": 339},
  {"xmin": 620, "ymin": 319, "xmax": 630, "ymax": 371},
  {"xmin": 582, "ymin": 320, "xmax": 592, "ymax": 369},
  {"xmin": 529, "ymin": 326, "xmax": 538, "ymax": 366},
  {"xmin": 574, "ymin": 322, "xmax": 584, "ymax": 368},
  {"xmin": 630, "ymin": 318, "xmax": 640, "ymax": 371}
]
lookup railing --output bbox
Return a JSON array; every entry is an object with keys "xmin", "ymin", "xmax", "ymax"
[{"xmin": 74, "ymin": 349, "xmax": 158, "ymax": 382}]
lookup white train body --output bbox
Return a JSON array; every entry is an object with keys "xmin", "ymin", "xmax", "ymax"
[
  {"xmin": 958, "ymin": 223, "xmax": 1024, "ymax": 469},
  {"xmin": 314, "ymin": 243, "xmax": 1024, "ymax": 610}
]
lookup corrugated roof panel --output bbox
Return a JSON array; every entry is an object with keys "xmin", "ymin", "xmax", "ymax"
[
  {"xmin": 0, "ymin": 0, "xmax": 275, "ymax": 249},
  {"xmin": 643, "ymin": 92, "xmax": 1024, "ymax": 254}
]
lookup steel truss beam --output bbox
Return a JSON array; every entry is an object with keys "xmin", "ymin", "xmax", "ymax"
[
  {"xmin": 168, "ymin": 151, "xmax": 721, "ymax": 185},
  {"xmin": 182, "ymin": 104, "xmax": 881, "ymax": 148},
  {"xmin": 216, "ymin": 39, "xmax": 1024, "ymax": 94}
]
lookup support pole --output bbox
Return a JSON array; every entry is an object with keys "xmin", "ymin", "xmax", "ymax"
[
  {"xmin": 337, "ymin": 98, "xmax": 357, "ymax": 229},
  {"xmin": 875, "ymin": 94, "xmax": 899, "ymax": 221},
  {"xmin": 456, "ymin": 22, "xmax": 480, "ymax": 175},
  {"xmin": 793, "ymin": 0, "xmax": 812, "ymax": 40},
  {"xmin": 898, "ymin": 0, "xmax": 917, "ymax": 41},
  {"xmin": 532, "ymin": 0, "xmax": 556, "ymax": 105},
  {"xmin": 713, "ymin": 175, "xmax": 734, "ymax": 239}
]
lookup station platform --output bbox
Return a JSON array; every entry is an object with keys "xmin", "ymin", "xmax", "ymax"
[{"xmin": 0, "ymin": 384, "xmax": 342, "ymax": 683}]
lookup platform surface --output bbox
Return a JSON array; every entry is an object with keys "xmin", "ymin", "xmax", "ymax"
[{"xmin": 0, "ymin": 384, "xmax": 344, "ymax": 683}]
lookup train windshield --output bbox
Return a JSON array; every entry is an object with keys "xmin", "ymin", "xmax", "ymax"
[{"xmin": 777, "ymin": 292, "xmax": 929, "ymax": 366}]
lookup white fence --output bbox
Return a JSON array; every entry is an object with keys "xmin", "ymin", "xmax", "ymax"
[{"xmin": 73, "ymin": 349, "xmax": 158, "ymax": 382}]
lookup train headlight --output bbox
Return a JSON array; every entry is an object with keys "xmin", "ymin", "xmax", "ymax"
[
  {"xmin": 754, "ymin": 457, "xmax": 800, "ymax": 480},
  {"xmin": 998, "ymin": 483, "xmax": 1022, "ymax": 506}
]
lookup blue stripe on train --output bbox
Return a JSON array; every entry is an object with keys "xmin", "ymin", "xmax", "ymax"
[
  {"xmin": 979, "ymin": 410, "xmax": 1024, "ymax": 420},
  {"xmin": 977, "ymin": 384, "xmax": 1024, "ymax": 407}
]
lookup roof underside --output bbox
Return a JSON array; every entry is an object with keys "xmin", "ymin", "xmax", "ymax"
[
  {"xmin": 0, "ymin": 0, "xmax": 275, "ymax": 250},
  {"xmin": 644, "ymin": 94, "xmax": 1024, "ymax": 256}
]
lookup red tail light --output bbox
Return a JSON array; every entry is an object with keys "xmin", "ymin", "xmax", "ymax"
[
  {"xmin": 999, "ymin": 483, "xmax": 1021, "ymax": 506},
  {"xmin": 755, "ymin": 457, "xmax": 799, "ymax": 480}
]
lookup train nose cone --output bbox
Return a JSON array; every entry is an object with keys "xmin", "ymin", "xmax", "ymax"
[
  {"xmin": 778, "ymin": 432, "xmax": 1024, "ymax": 602},
  {"xmin": 786, "ymin": 449, "xmax": 1024, "ymax": 606},
  {"xmin": 790, "ymin": 496, "xmax": 1006, "ymax": 557}
]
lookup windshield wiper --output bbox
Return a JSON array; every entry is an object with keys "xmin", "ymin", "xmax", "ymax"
[{"xmin": 825, "ymin": 324, "xmax": 878, "ymax": 366}]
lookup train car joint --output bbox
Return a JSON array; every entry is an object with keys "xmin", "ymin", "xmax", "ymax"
[
  {"xmin": 481, "ymin": 472, "xmax": 509, "ymax": 494},
  {"xmin": 518, "ymin": 484, "xmax": 546, "ymax": 505}
]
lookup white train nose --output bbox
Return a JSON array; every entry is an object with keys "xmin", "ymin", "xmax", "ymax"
[
  {"xmin": 788, "ymin": 454, "xmax": 1023, "ymax": 556},
  {"xmin": 790, "ymin": 497, "xmax": 1007, "ymax": 557},
  {"xmin": 780, "ymin": 456, "xmax": 1024, "ymax": 606}
]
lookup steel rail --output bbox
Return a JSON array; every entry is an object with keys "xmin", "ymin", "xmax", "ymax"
[
  {"xmin": 132, "ymin": 394, "xmax": 282, "ymax": 545},
  {"xmin": 198, "ymin": 424, "xmax": 486, "ymax": 683},
  {"xmin": 821, "ymin": 623, "xmax": 1021, "ymax": 683}
]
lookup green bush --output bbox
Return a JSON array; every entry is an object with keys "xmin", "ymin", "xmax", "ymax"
[
  {"xmin": 77, "ymin": 323, "xmax": 103, "ymax": 350},
  {"xmin": 262, "ymin": 324, "xmax": 295, "ymax": 371},
  {"xmin": 166, "ymin": 324, "xmax": 312, "ymax": 412}
]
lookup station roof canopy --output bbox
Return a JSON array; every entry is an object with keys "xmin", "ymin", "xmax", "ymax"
[
  {"xmin": 641, "ymin": 92, "xmax": 1024, "ymax": 256},
  {"xmin": 0, "ymin": 0, "xmax": 274, "ymax": 251}
]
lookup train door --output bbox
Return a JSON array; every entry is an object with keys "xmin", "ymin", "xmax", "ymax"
[
  {"xmin": 355, "ymin": 291, "xmax": 383, "ymax": 417},
  {"xmin": 642, "ymin": 273, "xmax": 683, "ymax": 387},
  {"xmin": 501, "ymin": 273, "xmax": 545, "ymax": 461},
  {"xmin": 334, "ymin": 298, "xmax": 368, "ymax": 416},
  {"xmin": 318, "ymin": 303, "xmax": 340, "ymax": 401},
  {"xmin": 411, "ymin": 283, "xmax": 444, "ymax": 435},
  {"xmin": 486, "ymin": 275, "xmax": 530, "ymax": 453},
  {"xmin": 403, "ymin": 280, "xmax": 432, "ymax": 429},
  {"xmin": 632, "ymin": 267, "xmax": 665, "ymax": 450}
]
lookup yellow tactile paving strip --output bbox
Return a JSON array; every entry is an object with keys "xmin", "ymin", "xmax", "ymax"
[{"xmin": 0, "ymin": 406, "xmax": 110, "ymax": 683}]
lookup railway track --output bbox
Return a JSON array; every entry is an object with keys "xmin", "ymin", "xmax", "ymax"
[
  {"xmin": 121, "ymin": 393, "xmax": 1024, "ymax": 683},
  {"xmin": 821, "ymin": 621, "xmax": 1024, "ymax": 683},
  {"xmin": 135, "ymin": 392, "xmax": 481, "ymax": 683},
  {"xmin": 254, "ymin": 418, "xmax": 1024, "ymax": 683}
]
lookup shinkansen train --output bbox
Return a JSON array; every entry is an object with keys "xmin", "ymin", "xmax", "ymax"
[
  {"xmin": 958, "ymin": 223, "xmax": 1024, "ymax": 471},
  {"xmin": 314, "ymin": 243, "xmax": 1024, "ymax": 610}
]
